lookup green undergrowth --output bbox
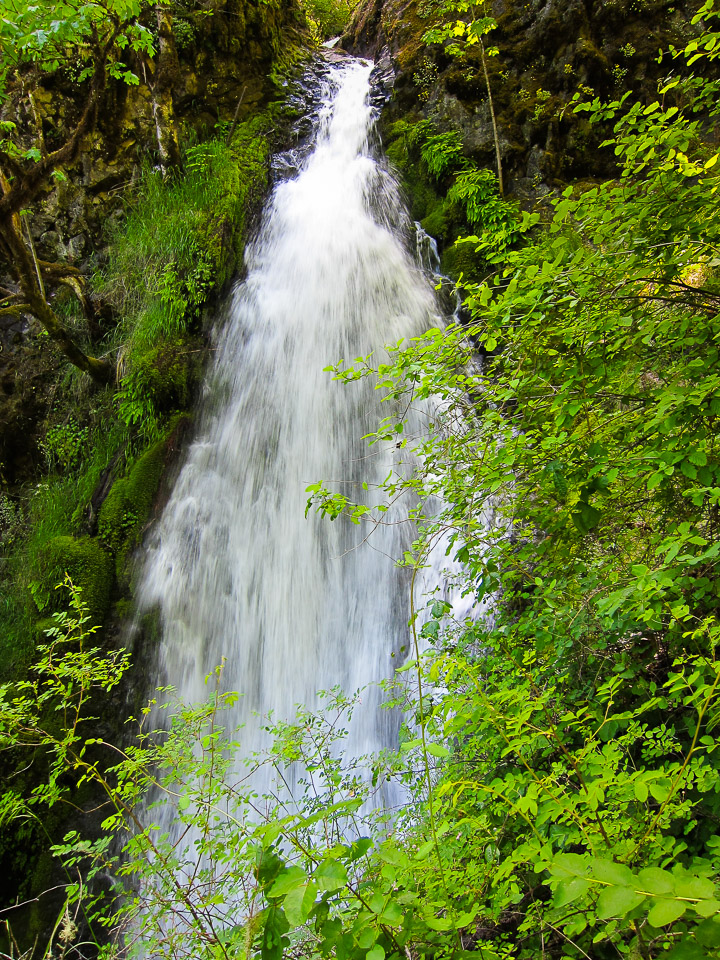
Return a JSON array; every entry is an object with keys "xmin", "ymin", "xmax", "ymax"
[
  {"xmin": 0, "ymin": 112, "xmax": 277, "ymax": 683},
  {"xmin": 8, "ymin": 13, "xmax": 720, "ymax": 960},
  {"xmin": 383, "ymin": 116, "xmax": 527, "ymax": 279},
  {"xmin": 300, "ymin": 7, "xmax": 720, "ymax": 958},
  {"xmin": 98, "ymin": 415, "xmax": 190, "ymax": 586},
  {"xmin": 99, "ymin": 112, "xmax": 273, "ymax": 440},
  {"xmin": 0, "ymin": 404, "xmax": 128, "ymax": 677}
]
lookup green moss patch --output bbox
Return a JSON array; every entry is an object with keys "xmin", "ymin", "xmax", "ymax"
[
  {"xmin": 440, "ymin": 237, "xmax": 487, "ymax": 282},
  {"xmin": 420, "ymin": 198, "xmax": 455, "ymax": 243},
  {"xmin": 35, "ymin": 536, "xmax": 113, "ymax": 625},
  {"xmin": 98, "ymin": 435, "xmax": 169, "ymax": 577}
]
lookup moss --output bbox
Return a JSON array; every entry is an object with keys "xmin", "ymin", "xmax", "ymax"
[
  {"xmin": 32, "ymin": 617, "xmax": 56, "ymax": 641},
  {"xmin": 98, "ymin": 435, "xmax": 169, "ymax": 578},
  {"xmin": 440, "ymin": 237, "xmax": 488, "ymax": 283},
  {"xmin": 420, "ymin": 198, "xmax": 455, "ymax": 243},
  {"xmin": 386, "ymin": 136, "xmax": 410, "ymax": 170},
  {"xmin": 36, "ymin": 536, "xmax": 113, "ymax": 625},
  {"xmin": 213, "ymin": 113, "xmax": 272, "ymax": 286},
  {"xmin": 126, "ymin": 334, "xmax": 200, "ymax": 419},
  {"xmin": 383, "ymin": 119, "xmax": 448, "ymax": 224}
]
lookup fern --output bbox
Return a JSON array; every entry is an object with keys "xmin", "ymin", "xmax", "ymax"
[
  {"xmin": 420, "ymin": 131, "xmax": 464, "ymax": 179},
  {"xmin": 447, "ymin": 166, "xmax": 520, "ymax": 250}
]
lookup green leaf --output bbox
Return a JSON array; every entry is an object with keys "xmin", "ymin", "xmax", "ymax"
[
  {"xmin": 696, "ymin": 917, "xmax": 720, "ymax": 946},
  {"xmin": 270, "ymin": 866, "xmax": 307, "ymax": 898},
  {"xmin": 380, "ymin": 902, "xmax": 403, "ymax": 926},
  {"xmin": 256, "ymin": 847, "xmax": 285, "ymax": 888},
  {"xmin": 262, "ymin": 905, "xmax": 290, "ymax": 960},
  {"xmin": 283, "ymin": 882, "xmax": 318, "ymax": 927},
  {"xmin": 596, "ymin": 885, "xmax": 646, "ymax": 920},
  {"xmin": 366, "ymin": 946, "xmax": 385, "ymax": 960},
  {"xmin": 647, "ymin": 898, "xmax": 687, "ymax": 927},
  {"xmin": 554, "ymin": 878, "xmax": 591, "ymax": 908},
  {"xmin": 649, "ymin": 779, "xmax": 671, "ymax": 802},
  {"xmin": 591, "ymin": 859, "xmax": 634, "ymax": 886},
  {"xmin": 633, "ymin": 780, "xmax": 649, "ymax": 803},
  {"xmin": 675, "ymin": 878, "xmax": 716, "ymax": 901},
  {"xmin": 313, "ymin": 859, "xmax": 348, "ymax": 892},
  {"xmin": 572, "ymin": 502, "xmax": 602, "ymax": 533},
  {"xmin": 425, "ymin": 742, "xmax": 450, "ymax": 758},
  {"xmin": 551, "ymin": 853, "xmax": 591, "ymax": 879},
  {"xmin": 667, "ymin": 943, "xmax": 707, "ymax": 960},
  {"xmin": 636, "ymin": 867, "xmax": 675, "ymax": 896},
  {"xmin": 347, "ymin": 837, "xmax": 373, "ymax": 861},
  {"xmin": 695, "ymin": 899, "xmax": 720, "ymax": 918}
]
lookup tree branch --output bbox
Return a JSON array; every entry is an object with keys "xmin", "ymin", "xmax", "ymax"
[
  {"xmin": 0, "ymin": 21, "xmax": 122, "ymax": 219},
  {"xmin": 0, "ymin": 303, "xmax": 30, "ymax": 318}
]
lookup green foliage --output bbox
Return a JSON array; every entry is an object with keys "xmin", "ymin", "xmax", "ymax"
[
  {"xmin": 412, "ymin": 58, "xmax": 439, "ymax": 102},
  {"xmin": 98, "ymin": 427, "xmax": 176, "ymax": 579},
  {"xmin": 0, "ymin": 494, "xmax": 20, "ymax": 548},
  {"xmin": 422, "ymin": 0, "xmax": 497, "ymax": 62},
  {"xmin": 0, "ymin": 0, "xmax": 153, "ymax": 94},
  {"xmin": 300, "ymin": 0, "xmax": 359, "ymax": 42},
  {"xmin": 302, "ymin": 6, "xmax": 720, "ymax": 956},
  {"xmin": 40, "ymin": 420, "xmax": 88, "ymax": 473},
  {"xmin": 99, "ymin": 118, "xmax": 270, "ymax": 438},
  {"xmin": 384, "ymin": 119, "xmax": 520, "ymax": 265},
  {"xmin": 31, "ymin": 537, "xmax": 113, "ymax": 625},
  {"xmin": 420, "ymin": 131, "xmax": 464, "ymax": 180},
  {"xmin": 445, "ymin": 167, "xmax": 526, "ymax": 254},
  {"xmin": 5, "ymin": 9, "xmax": 720, "ymax": 960},
  {"xmin": 0, "ymin": 89, "xmax": 273, "ymax": 688},
  {"xmin": 0, "ymin": 619, "xmax": 391, "ymax": 959},
  {"xmin": 0, "ymin": 410, "xmax": 127, "ymax": 679}
]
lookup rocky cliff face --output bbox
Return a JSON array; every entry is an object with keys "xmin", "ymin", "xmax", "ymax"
[
  {"xmin": 344, "ymin": 0, "xmax": 703, "ymax": 193},
  {"xmin": 0, "ymin": 0, "xmax": 305, "ymax": 488},
  {"xmin": 2, "ymin": 0, "xmax": 303, "ymax": 279}
]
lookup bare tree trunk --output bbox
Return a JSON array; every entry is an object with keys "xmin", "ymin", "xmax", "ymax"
[
  {"xmin": 151, "ymin": 4, "xmax": 182, "ymax": 176},
  {"xmin": 0, "ymin": 23, "xmax": 121, "ymax": 220},
  {"xmin": 479, "ymin": 37, "xmax": 504, "ymax": 196},
  {"xmin": 0, "ymin": 208, "xmax": 113, "ymax": 385}
]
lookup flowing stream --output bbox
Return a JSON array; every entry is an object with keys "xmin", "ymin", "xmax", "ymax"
[{"xmin": 136, "ymin": 55, "xmax": 454, "ymax": 820}]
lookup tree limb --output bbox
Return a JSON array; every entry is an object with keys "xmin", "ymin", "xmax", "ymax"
[
  {"xmin": 0, "ymin": 21, "xmax": 122, "ymax": 219},
  {"xmin": 0, "ymin": 303, "xmax": 30, "ymax": 318}
]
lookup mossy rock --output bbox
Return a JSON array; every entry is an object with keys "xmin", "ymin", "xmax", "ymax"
[
  {"xmin": 36, "ymin": 536, "xmax": 113, "ymax": 625},
  {"xmin": 420, "ymin": 199, "xmax": 455, "ymax": 243},
  {"xmin": 128, "ymin": 336, "xmax": 197, "ymax": 416},
  {"xmin": 384, "ymin": 124, "xmax": 444, "ymax": 223},
  {"xmin": 98, "ymin": 436, "xmax": 169, "ymax": 576},
  {"xmin": 31, "ymin": 617, "xmax": 56, "ymax": 642},
  {"xmin": 441, "ymin": 237, "xmax": 488, "ymax": 283},
  {"xmin": 386, "ymin": 136, "xmax": 410, "ymax": 171},
  {"xmin": 404, "ymin": 166, "xmax": 443, "ymax": 223}
]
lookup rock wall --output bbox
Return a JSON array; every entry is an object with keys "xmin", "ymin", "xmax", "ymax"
[
  {"xmin": 0, "ymin": 0, "xmax": 306, "ymax": 489},
  {"xmin": 344, "ymin": 0, "xmax": 704, "ymax": 194}
]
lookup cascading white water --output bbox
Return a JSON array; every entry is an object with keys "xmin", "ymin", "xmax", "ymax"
[{"xmin": 136, "ymin": 56, "xmax": 452, "ymax": 819}]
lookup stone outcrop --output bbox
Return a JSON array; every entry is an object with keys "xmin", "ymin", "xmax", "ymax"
[
  {"xmin": 0, "ymin": 0, "xmax": 306, "ymax": 488},
  {"xmin": 344, "ymin": 0, "xmax": 704, "ymax": 193}
]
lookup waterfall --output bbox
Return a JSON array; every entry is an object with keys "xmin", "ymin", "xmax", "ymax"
[{"xmin": 135, "ymin": 56, "xmax": 451, "ymax": 816}]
